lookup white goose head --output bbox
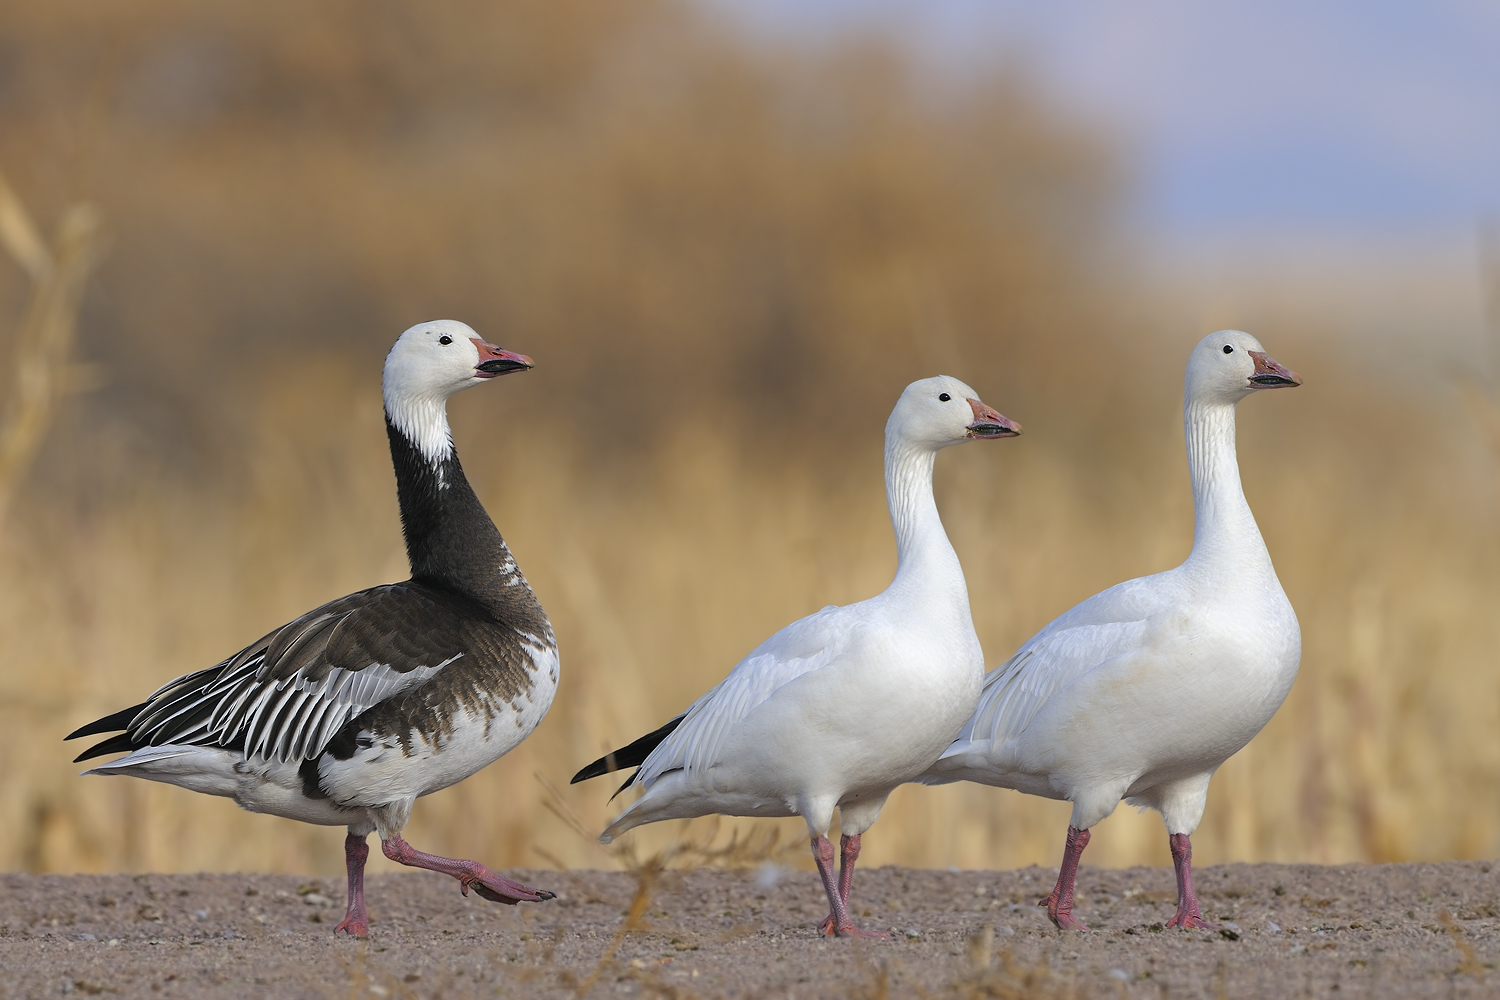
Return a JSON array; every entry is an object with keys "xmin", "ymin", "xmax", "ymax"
[
  {"xmin": 887, "ymin": 375, "xmax": 1021, "ymax": 451},
  {"xmin": 1185, "ymin": 330, "xmax": 1302, "ymax": 406},
  {"xmin": 383, "ymin": 319, "xmax": 533, "ymax": 466}
]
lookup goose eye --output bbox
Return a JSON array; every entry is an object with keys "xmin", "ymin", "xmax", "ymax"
[
  {"xmin": 439, "ymin": 335, "xmax": 453, "ymax": 346},
  {"xmin": 1222, "ymin": 345, "xmax": 1233, "ymax": 354},
  {"xmin": 938, "ymin": 392, "xmax": 951, "ymax": 402}
]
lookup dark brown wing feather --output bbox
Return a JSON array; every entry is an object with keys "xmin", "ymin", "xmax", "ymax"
[{"xmin": 68, "ymin": 581, "xmax": 543, "ymax": 764}]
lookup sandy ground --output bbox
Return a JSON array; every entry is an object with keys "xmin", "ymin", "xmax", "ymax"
[{"xmin": 2, "ymin": 862, "xmax": 1497, "ymax": 998}]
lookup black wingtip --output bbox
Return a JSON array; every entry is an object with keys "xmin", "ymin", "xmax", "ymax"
[
  {"xmin": 570, "ymin": 714, "xmax": 686, "ymax": 784},
  {"xmin": 607, "ymin": 770, "xmax": 638, "ymax": 803},
  {"xmin": 570, "ymin": 750, "xmax": 619, "ymax": 785},
  {"xmin": 65, "ymin": 703, "xmax": 147, "ymax": 742},
  {"xmin": 72, "ymin": 731, "xmax": 137, "ymax": 763}
]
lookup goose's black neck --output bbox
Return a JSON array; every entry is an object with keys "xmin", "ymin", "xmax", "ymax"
[{"xmin": 386, "ymin": 417, "xmax": 532, "ymax": 612}]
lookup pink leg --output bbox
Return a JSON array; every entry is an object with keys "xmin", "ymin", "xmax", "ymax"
[
  {"xmin": 837, "ymin": 833, "xmax": 860, "ymax": 906},
  {"xmin": 1041, "ymin": 826, "xmax": 1090, "ymax": 931},
  {"xmin": 1165, "ymin": 833, "xmax": 1217, "ymax": 929},
  {"xmin": 335, "ymin": 833, "xmax": 370, "ymax": 937},
  {"xmin": 818, "ymin": 834, "xmax": 872, "ymax": 937},
  {"xmin": 811, "ymin": 835, "xmax": 887, "ymax": 939},
  {"xmin": 381, "ymin": 834, "xmax": 555, "ymax": 904}
]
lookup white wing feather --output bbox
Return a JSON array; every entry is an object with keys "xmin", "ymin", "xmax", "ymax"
[
  {"xmin": 945, "ymin": 574, "xmax": 1170, "ymax": 751},
  {"xmin": 132, "ymin": 643, "xmax": 459, "ymax": 765},
  {"xmin": 636, "ymin": 606, "xmax": 849, "ymax": 788},
  {"xmin": 954, "ymin": 619, "xmax": 1151, "ymax": 748}
]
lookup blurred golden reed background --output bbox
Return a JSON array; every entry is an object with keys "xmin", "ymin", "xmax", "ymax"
[{"xmin": 2, "ymin": 0, "xmax": 1499, "ymax": 880}]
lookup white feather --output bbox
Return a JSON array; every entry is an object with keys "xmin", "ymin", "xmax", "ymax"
[
  {"xmin": 601, "ymin": 375, "xmax": 1010, "ymax": 843},
  {"xmin": 922, "ymin": 331, "xmax": 1302, "ymax": 838}
]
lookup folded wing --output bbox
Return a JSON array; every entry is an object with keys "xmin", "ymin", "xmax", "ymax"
[
  {"xmin": 630, "ymin": 606, "xmax": 849, "ymax": 791},
  {"xmin": 953, "ymin": 617, "xmax": 1152, "ymax": 749},
  {"xmin": 69, "ymin": 583, "xmax": 473, "ymax": 765}
]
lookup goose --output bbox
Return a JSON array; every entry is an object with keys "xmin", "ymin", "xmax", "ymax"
[
  {"xmin": 920, "ymin": 330, "xmax": 1302, "ymax": 931},
  {"xmin": 572, "ymin": 376, "xmax": 1020, "ymax": 938},
  {"xmin": 66, "ymin": 320, "xmax": 559, "ymax": 937}
]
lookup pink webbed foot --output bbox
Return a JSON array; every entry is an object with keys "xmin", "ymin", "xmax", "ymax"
[
  {"xmin": 1165, "ymin": 908, "xmax": 1218, "ymax": 931},
  {"xmin": 1041, "ymin": 892, "xmax": 1090, "ymax": 932},
  {"xmin": 818, "ymin": 916, "xmax": 889, "ymax": 939},
  {"xmin": 456, "ymin": 867, "xmax": 556, "ymax": 904},
  {"xmin": 334, "ymin": 910, "xmax": 370, "ymax": 937},
  {"xmin": 381, "ymin": 834, "xmax": 556, "ymax": 905}
]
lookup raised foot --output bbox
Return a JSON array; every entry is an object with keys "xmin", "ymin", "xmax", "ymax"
[
  {"xmin": 457, "ymin": 867, "xmax": 557, "ymax": 905},
  {"xmin": 381, "ymin": 835, "xmax": 556, "ymax": 906},
  {"xmin": 334, "ymin": 912, "xmax": 369, "ymax": 938},
  {"xmin": 1166, "ymin": 910, "xmax": 1218, "ymax": 931}
]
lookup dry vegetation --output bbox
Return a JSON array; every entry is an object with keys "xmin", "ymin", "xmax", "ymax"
[{"xmin": 1, "ymin": 0, "xmax": 1498, "ymax": 884}]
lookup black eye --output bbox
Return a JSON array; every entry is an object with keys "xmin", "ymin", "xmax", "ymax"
[
  {"xmin": 938, "ymin": 392, "xmax": 951, "ymax": 402},
  {"xmin": 438, "ymin": 335, "xmax": 453, "ymax": 345},
  {"xmin": 1222, "ymin": 345, "xmax": 1233, "ymax": 354}
]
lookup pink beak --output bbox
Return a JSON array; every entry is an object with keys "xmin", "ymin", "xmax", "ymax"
[
  {"xmin": 471, "ymin": 338, "xmax": 534, "ymax": 378},
  {"xmin": 1247, "ymin": 350, "xmax": 1301, "ymax": 388},
  {"xmin": 965, "ymin": 398, "xmax": 1022, "ymax": 439}
]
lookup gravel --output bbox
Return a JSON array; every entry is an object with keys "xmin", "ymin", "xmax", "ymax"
[{"xmin": 2, "ymin": 861, "xmax": 1497, "ymax": 997}]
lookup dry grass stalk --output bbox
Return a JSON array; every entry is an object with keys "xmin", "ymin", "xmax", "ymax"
[
  {"xmin": 1438, "ymin": 910, "xmax": 1487, "ymax": 978},
  {"xmin": 848, "ymin": 943, "xmax": 1082, "ymax": 1000},
  {"xmin": 940, "ymin": 952, "xmax": 1081, "ymax": 1000},
  {"xmin": 0, "ymin": 170, "xmax": 103, "ymax": 527},
  {"xmin": 538, "ymin": 771, "xmax": 800, "ymax": 874},
  {"xmin": 536, "ymin": 770, "xmax": 801, "ymax": 999},
  {"xmin": 570, "ymin": 863, "xmax": 659, "ymax": 1000}
]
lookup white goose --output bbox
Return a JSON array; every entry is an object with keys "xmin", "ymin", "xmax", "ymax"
[
  {"xmin": 67, "ymin": 320, "xmax": 559, "ymax": 937},
  {"xmin": 921, "ymin": 331, "xmax": 1302, "ymax": 931},
  {"xmin": 573, "ymin": 376, "xmax": 1020, "ymax": 937}
]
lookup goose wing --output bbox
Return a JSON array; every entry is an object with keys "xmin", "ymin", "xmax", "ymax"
[
  {"xmin": 948, "ymin": 576, "xmax": 1167, "ymax": 749},
  {"xmin": 954, "ymin": 618, "xmax": 1151, "ymax": 749},
  {"xmin": 630, "ymin": 605, "xmax": 850, "ymax": 790},
  {"xmin": 70, "ymin": 582, "xmax": 475, "ymax": 764}
]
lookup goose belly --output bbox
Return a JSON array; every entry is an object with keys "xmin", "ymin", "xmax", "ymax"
[
  {"xmin": 233, "ymin": 757, "xmax": 376, "ymax": 826},
  {"xmin": 719, "ymin": 644, "xmax": 983, "ymax": 802},
  {"xmin": 317, "ymin": 648, "xmax": 559, "ymax": 808},
  {"xmin": 87, "ymin": 745, "xmax": 371, "ymax": 827},
  {"xmin": 1022, "ymin": 636, "xmax": 1299, "ymax": 791}
]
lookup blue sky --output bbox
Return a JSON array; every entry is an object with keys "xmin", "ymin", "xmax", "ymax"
[{"xmin": 702, "ymin": 0, "xmax": 1500, "ymax": 245}]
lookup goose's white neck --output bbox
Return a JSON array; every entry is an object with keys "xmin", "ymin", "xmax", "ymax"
[
  {"xmin": 884, "ymin": 435, "xmax": 966, "ymax": 601},
  {"xmin": 1183, "ymin": 398, "xmax": 1270, "ymax": 572},
  {"xmin": 384, "ymin": 389, "xmax": 455, "ymax": 470}
]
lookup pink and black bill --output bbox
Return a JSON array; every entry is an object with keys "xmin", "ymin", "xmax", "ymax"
[
  {"xmin": 965, "ymin": 399, "xmax": 1023, "ymax": 439},
  {"xmin": 472, "ymin": 339, "xmax": 533, "ymax": 378},
  {"xmin": 1247, "ymin": 351, "xmax": 1301, "ymax": 388}
]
